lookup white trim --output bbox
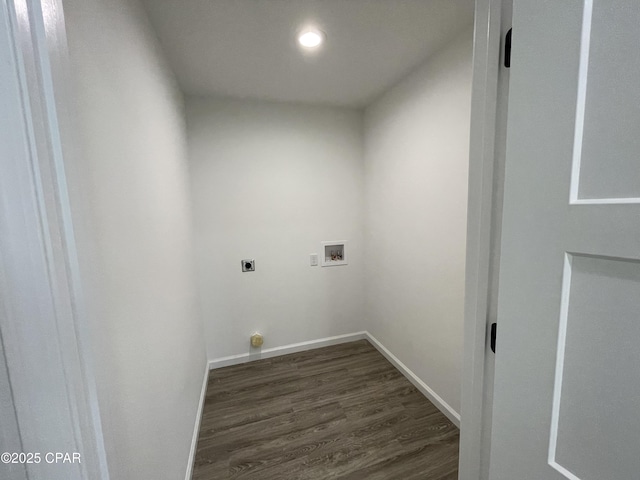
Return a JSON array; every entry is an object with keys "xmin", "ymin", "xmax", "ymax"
[
  {"xmin": 209, "ymin": 332, "xmax": 368, "ymax": 369},
  {"xmin": 547, "ymin": 254, "xmax": 582, "ymax": 480},
  {"xmin": 550, "ymin": 461, "xmax": 582, "ymax": 480},
  {"xmin": 569, "ymin": 0, "xmax": 594, "ymax": 204},
  {"xmin": 207, "ymin": 331, "xmax": 460, "ymax": 428},
  {"xmin": 185, "ymin": 362, "xmax": 209, "ymax": 480},
  {"xmin": 0, "ymin": 1, "xmax": 109, "ymax": 478},
  {"xmin": 364, "ymin": 333, "xmax": 461, "ymax": 427},
  {"xmin": 459, "ymin": 0, "xmax": 506, "ymax": 477},
  {"xmin": 548, "ymin": 254, "xmax": 573, "ymax": 467},
  {"xmin": 571, "ymin": 197, "xmax": 640, "ymax": 205}
]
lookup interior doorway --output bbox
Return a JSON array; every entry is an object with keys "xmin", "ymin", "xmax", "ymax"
[{"xmin": 0, "ymin": 0, "xmax": 513, "ymax": 479}]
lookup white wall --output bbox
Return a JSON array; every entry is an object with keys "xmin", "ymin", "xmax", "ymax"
[
  {"xmin": 186, "ymin": 98, "xmax": 365, "ymax": 359},
  {"xmin": 62, "ymin": 0, "xmax": 206, "ymax": 478},
  {"xmin": 363, "ymin": 30, "xmax": 473, "ymax": 415}
]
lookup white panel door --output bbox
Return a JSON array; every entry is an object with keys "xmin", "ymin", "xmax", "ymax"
[{"xmin": 490, "ymin": 1, "xmax": 640, "ymax": 479}]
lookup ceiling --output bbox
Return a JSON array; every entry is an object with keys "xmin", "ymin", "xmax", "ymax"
[{"xmin": 141, "ymin": 0, "xmax": 475, "ymax": 108}]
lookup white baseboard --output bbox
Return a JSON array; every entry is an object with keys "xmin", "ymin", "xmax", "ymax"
[
  {"xmin": 364, "ymin": 332, "xmax": 461, "ymax": 427},
  {"xmin": 185, "ymin": 361, "xmax": 209, "ymax": 480},
  {"xmin": 208, "ymin": 332, "xmax": 368, "ymax": 370},
  {"xmin": 206, "ymin": 330, "xmax": 460, "ymax": 428}
]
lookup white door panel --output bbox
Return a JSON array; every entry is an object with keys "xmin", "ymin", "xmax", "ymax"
[
  {"xmin": 574, "ymin": 0, "xmax": 640, "ymax": 202},
  {"xmin": 490, "ymin": 1, "xmax": 640, "ymax": 479},
  {"xmin": 551, "ymin": 254, "xmax": 640, "ymax": 480}
]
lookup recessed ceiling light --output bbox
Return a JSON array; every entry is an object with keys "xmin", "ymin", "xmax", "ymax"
[{"xmin": 297, "ymin": 29, "xmax": 325, "ymax": 49}]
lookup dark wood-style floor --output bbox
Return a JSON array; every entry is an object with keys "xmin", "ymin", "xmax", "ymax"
[{"xmin": 192, "ymin": 340, "xmax": 459, "ymax": 480}]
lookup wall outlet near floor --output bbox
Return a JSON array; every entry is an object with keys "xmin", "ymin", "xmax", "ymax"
[
  {"xmin": 250, "ymin": 332, "xmax": 264, "ymax": 348},
  {"xmin": 310, "ymin": 253, "xmax": 318, "ymax": 266}
]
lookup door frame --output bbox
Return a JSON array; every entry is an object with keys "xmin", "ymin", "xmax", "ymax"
[
  {"xmin": 459, "ymin": 0, "xmax": 506, "ymax": 478},
  {"xmin": 0, "ymin": 0, "xmax": 109, "ymax": 478}
]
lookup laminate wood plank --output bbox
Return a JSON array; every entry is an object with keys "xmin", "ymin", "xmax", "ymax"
[
  {"xmin": 344, "ymin": 440, "xmax": 460, "ymax": 480},
  {"xmin": 299, "ymin": 437, "xmax": 408, "ymax": 479},
  {"xmin": 192, "ymin": 340, "xmax": 459, "ymax": 479},
  {"xmin": 393, "ymin": 411, "xmax": 459, "ymax": 447},
  {"xmin": 200, "ymin": 398, "xmax": 294, "ymax": 435},
  {"xmin": 227, "ymin": 405, "xmax": 348, "ymax": 470}
]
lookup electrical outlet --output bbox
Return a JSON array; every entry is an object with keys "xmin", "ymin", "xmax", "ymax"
[
  {"xmin": 310, "ymin": 253, "xmax": 318, "ymax": 266},
  {"xmin": 241, "ymin": 259, "xmax": 255, "ymax": 272}
]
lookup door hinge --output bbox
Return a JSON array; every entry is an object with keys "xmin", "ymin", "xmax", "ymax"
[
  {"xmin": 504, "ymin": 28, "xmax": 512, "ymax": 68},
  {"xmin": 490, "ymin": 323, "xmax": 497, "ymax": 353}
]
